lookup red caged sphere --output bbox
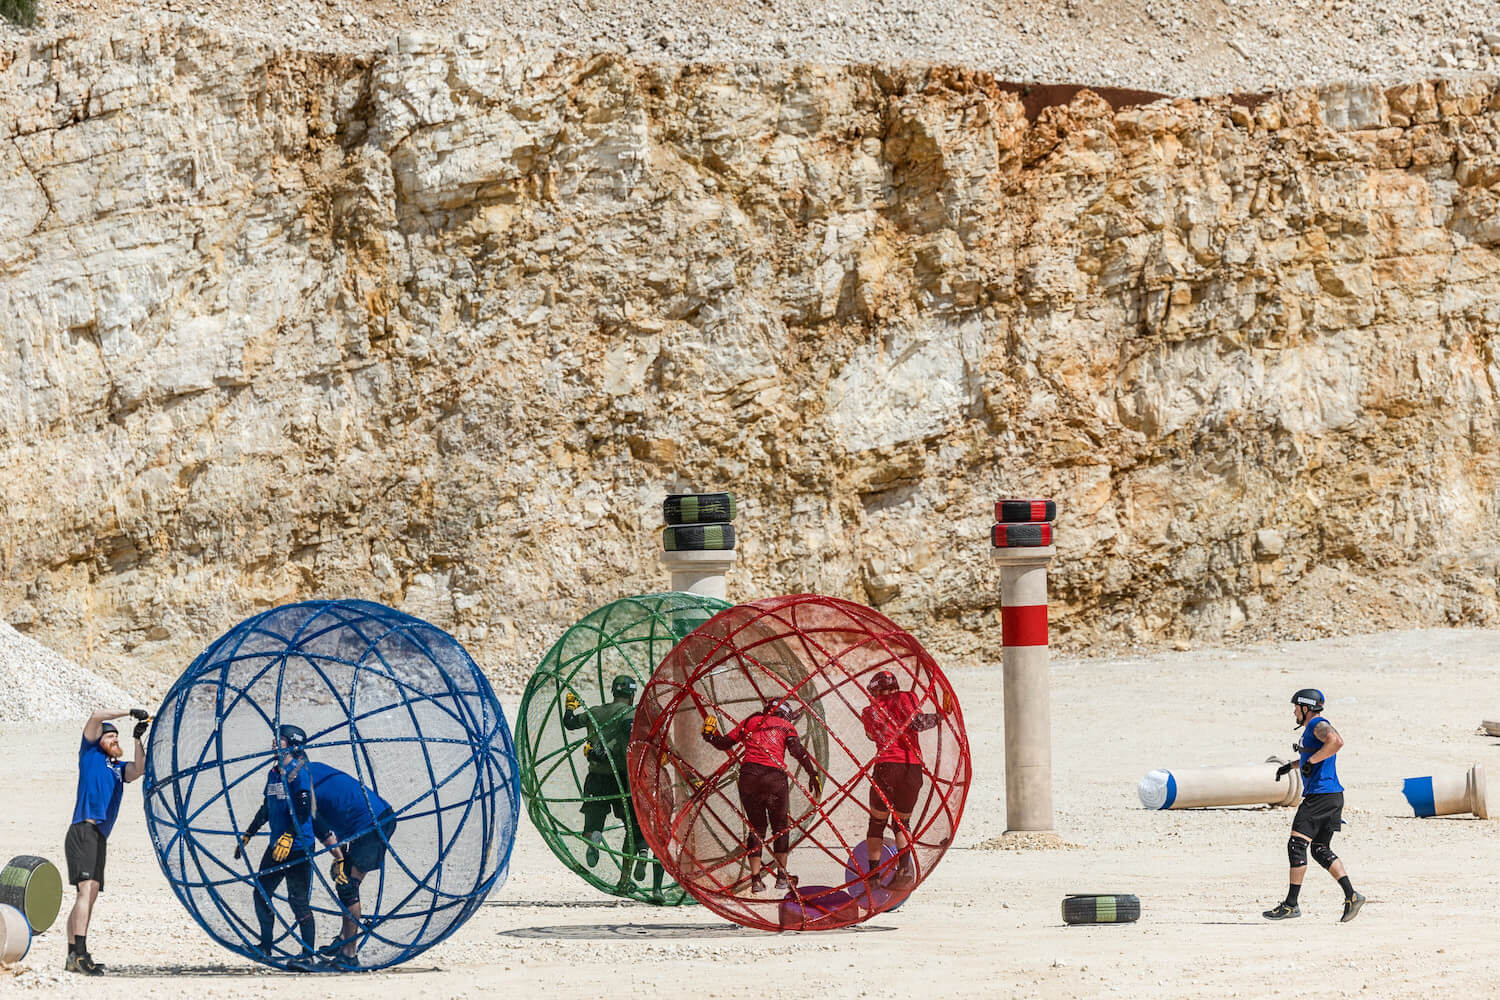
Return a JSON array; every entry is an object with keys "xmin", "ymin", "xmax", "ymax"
[{"xmin": 627, "ymin": 594, "xmax": 971, "ymax": 931}]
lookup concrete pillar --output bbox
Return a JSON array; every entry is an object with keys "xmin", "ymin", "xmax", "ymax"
[
  {"xmin": 1138, "ymin": 760, "xmax": 1302, "ymax": 810},
  {"xmin": 660, "ymin": 548, "xmax": 737, "ymax": 601},
  {"xmin": 991, "ymin": 542, "xmax": 1056, "ymax": 834},
  {"xmin": 1402, "ymin": 764, "xmax": 1489, "ymax": 819}
]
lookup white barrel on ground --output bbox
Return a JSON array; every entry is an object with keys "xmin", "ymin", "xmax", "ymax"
[
  {"xmin": 1138, "ymin": 759, "xmax": 1302, "ymax": 810},
  {"xmin": 0, "ymin": 903, "xmax": 30, "ymax": 964},
  {"xmin": 1401, "ymin": 763, "xmax": 1489, "ymax": 819},
  {"xmin": 660, "ymin": 549, "xmax": 737, "ymax": 602},
  {"xmin": 991, "ymin": 545, "xmax": 1056, "ymax": 833}
]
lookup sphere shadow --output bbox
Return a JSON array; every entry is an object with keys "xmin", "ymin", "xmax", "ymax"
[{"xmin": 498, "ymin": 921, "xmax": 896, "ymax": 939}]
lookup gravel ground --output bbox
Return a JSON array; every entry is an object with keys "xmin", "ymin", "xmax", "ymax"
[
  {"xmin": 0, "ymin": 621, "xmax": 135, "ymax": 723},
  {"xmin": 2, "ymin": 0, "xmax": 1499, "ymax": 96},
  {"xmin": 2, "ymin": 628, "xmax": 1497, "ymax": 996}
]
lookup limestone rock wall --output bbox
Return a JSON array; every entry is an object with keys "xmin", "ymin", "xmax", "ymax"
[{"xmin": 3, "ymin": 24, "xmax": 1500, "ymax": 692}]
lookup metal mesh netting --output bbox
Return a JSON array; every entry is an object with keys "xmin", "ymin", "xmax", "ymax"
[
  {"xmin": 517, "ymin": 593, "xmax": 733, "ymax": 905},
  {"xmin": 627, "ymin": 594, "xmax": 969, "ymax": 932},
  {"xmin": 142, "ymin": 600, "xmax": 519, "ymax": 971}
]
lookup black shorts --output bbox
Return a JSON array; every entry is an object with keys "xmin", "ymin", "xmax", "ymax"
[
  {"xmin": 1292, "ymin": 791, "xmax": 1344, "ymax": 843},
  {"xmin": 581, "ymin": 770, "xmax": 630, "ymax": 826},
  {"xmin": 346, "ymin": 810, "xmax": 397, "ymax": 874},
  {"xmin": 65, "ymin": 821, "xmax": 108, "ymax": 891},
  {"xmin": 737, "ymin": 762, "xmax": 791, "ymax": 854},
  {"xmin": 869, "ymin": 762, "xmax": 924, "ymax": 815}
]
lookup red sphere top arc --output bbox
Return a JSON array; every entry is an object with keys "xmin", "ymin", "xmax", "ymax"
[{"xmin": 626, "ymin": 594, "xmax": 971, "ymax": 931}]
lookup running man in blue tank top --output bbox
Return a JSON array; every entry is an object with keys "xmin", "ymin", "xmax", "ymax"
[
  {"xmin": 306, "ymin": 761, "xmax": 397, "ymax": 966},
  {"xmin": 1264, "ymin": 689, "xmax": 1366, "ymax": 922},
  {"xmin": 64, "ymin": 707, "xmax": 150, "ymax": 975}
]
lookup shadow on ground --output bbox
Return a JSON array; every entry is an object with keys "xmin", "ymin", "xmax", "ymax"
[{"xmin": 498, "ymin": 922, "xmax": 895, "ymax": 940}]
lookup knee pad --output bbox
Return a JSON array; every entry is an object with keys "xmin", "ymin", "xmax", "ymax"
[
  {"xmin": 1286, "ymin": 836, "xmax": 1309, "ymax": 869},
  {"xmin": 336, "ymin": 874, "xmax": 362, "ymax": 907},
  {"xmin": 772, "ymin": 831, "xmax": 791, "ymax": 856},
  {"xmin": 1310, "ymin": 842, "xmax": 1338, "ymax": 870},
  {"xmin": 867, "ymin": 816, "xmax": 887, "ymax": 840}
]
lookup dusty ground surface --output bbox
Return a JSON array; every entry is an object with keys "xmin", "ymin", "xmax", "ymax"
[
  {"xmin": 2, "ymin": 0, "xmax": 1500, "ymax": 96},
  {"xmin": 2, "ymin": 627, "xmax": 1497, "ymax": 997}
]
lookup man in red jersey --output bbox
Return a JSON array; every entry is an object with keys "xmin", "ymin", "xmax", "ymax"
[
  {"xmin": 861, "ymin": 670, "xmax": 949, "ymax": 889},
  {"xmin": 702, "ymin": 699, "xmax": 823, "ymax": 893}
]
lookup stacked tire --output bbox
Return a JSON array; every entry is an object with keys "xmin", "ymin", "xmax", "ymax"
[
  {"xmin": 663, "ymin": 492, "xmax": 736, "ymax": 552},
  {"xmin": 991, "ymin": 500, "xmax": 1056, "ymax": 549}
]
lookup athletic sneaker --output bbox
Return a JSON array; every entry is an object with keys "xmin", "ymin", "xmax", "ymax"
[
  {"xmin": 774, "ymin": 872, "xmax": 790, "ymax": 891},
  {"xmin": 585, "ymin": 831, "xmax": 604, "ymax": 868},
  {"xmin": 749, "ymin": 873, "xmax": 767, "ymax": 894},
  {"xmin": 1262, "ymin": 902, "xmax": 1301, "ymax": 920},
  {"xmin": 1340, "ymin": 892, "xmax": 1366, "ymax": 923},
  {"xmin": 634, "ymin": 852, "xmax": 648, "ymax": 881},
  {"xmin": 63, "ymin": 953, "xmax": 104, "ymax": 976},
  {"xmin": 650, "ymin": 889, "xmax": 666, "ymax": 905}
]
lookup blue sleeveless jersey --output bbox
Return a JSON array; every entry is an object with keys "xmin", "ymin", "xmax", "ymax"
[
  {"xmin": 265, "ymin": 756, "xmax": 316, "ymax": 850},
  {"xmin": 1299, "ymin": 715, "xmax": 1343, "ymax": 794}
]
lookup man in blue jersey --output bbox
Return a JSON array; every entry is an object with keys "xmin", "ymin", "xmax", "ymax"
[
  {"xmin": 1264, "ymin": 689, "xmax": 1366, "ymax": 922},
  {"xmin": 306, "ymin": 761, "xmax": 397, "ymax": 966},
  {"xmin": 64, "ymin": 707, "xmax": 150, "ymax": 974},
  {"xmin": 234, "ymin": 724, "xmax": 335, "ymax": 967}
]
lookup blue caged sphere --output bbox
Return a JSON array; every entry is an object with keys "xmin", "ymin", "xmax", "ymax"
[{"xmin": 142, "ymin": 600, "xmax": 518, "ymax": 972}]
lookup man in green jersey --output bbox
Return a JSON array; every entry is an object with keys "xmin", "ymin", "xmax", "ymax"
[{"xmin": 563, "ymin": 675, "xmax": 665, "ymax": 901}]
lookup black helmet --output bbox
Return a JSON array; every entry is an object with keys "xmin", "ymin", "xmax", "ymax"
[
  {"xmin": 100, "ymin": 722, "xmax": 119, "ymax": 737},
  {"xmin": 1291, "ymin": 689, "xmax": 1324, "ymax": 712},
  {"xmin": 867, "ymin": 670, "xmax": 899, "ymax": 696},
  {"xmin": 763, "ymin": 698, "xmax": 801, "ymax": 722},
  {"xmin": 278, "ymin": 724, "xmax": 308, "ymax": 749},
  {"xmin": 611, "ymin": 675, "xmax": 638, "ymax": 699}
]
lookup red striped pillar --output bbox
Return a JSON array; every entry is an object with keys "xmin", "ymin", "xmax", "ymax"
[{"xmin": 991, "ymin": 499, "xmax": 1057, "ymax": 834}]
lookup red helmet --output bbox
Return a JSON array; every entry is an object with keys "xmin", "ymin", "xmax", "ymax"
[{"xmin": 866, "ymin": 670, "xmax": 899, "ymax": 696}]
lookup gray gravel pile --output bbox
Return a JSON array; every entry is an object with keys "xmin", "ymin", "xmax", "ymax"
[
  {"xmin": 0, "ymin": 621, "xmax": 135, "ymax": 723},
  {"xmin": 3, "ymin": 0, "xmax": 1500, "ymax": 97}
]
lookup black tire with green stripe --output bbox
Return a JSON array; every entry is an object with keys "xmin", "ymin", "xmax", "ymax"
[
  {"xmin": 664, "ymin": 493, "xmax": 737, "ymax": 525},
  {"xmin": 663, "ymin": 523, "xmax": 736, "ymax": 551},
  {"xmin": 1061, "ymin": 893, "xmax": 1140, "ymax": 925}
]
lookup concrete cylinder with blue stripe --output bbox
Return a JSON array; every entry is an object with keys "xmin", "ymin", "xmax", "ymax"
[
  {"xmin": 1138, "ymin": 760, "xmax": 1302, "ymax": 810},
  {"xmin": 1401, "ymin": 764, "xmax": 1488, "ymax": 819}
]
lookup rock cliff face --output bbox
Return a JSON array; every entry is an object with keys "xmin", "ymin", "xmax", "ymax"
[{"xmin": 3, "ymin": 24, "xmax": 1500, "ymax": 691}]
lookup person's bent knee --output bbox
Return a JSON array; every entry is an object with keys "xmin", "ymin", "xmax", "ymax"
[
  {"xmin": 1286, "ymin": 835, "xmax": 1309, "ymax": 869},
  {"xmin": 337, "ymin": 877, "xmax": 362, "ymax": 907},
  {"xmin": 1309, "ymin": 842, "xmax": 1338, "ymax": 870}
]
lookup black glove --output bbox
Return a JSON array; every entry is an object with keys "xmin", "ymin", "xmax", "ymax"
[
  {"xmin": 130, "ymin": 707, "xmax": 150, "ymax": 720},
  {"xmin": 233, "ymin": 832, "xmax": 251, "ymax": 860},
  {"xmin": 133, "ymin": 719, "xmax": 150, "ymax": 740},
  {"xmin": 1274, "ymin": 761, "xmax": 1297, "ymax": 781},
  {"xmin": 1300, "ymin": 761, "xmax": 1315, "ymax": 779}
]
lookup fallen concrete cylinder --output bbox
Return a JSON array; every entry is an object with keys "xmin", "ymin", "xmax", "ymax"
[
  {"xmin": 0, "ymin": 903, "xmax": 30, "ymax": 964},
  {"xmin": 1401, "ymin": 764, "xmax": 1489, "ymax": 819},
  {"xmin": 1481, "ymin": 720, "xmax": 1500, "ymax": 737},
  {"xmin": 1138, "ymin": 759, "xmax": 1301, "ymax": 810}
]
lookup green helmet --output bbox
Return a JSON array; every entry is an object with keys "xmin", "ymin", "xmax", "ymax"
[{"xmin": 611, "ymin": 675, "xmax": 638, "ymax": 700}]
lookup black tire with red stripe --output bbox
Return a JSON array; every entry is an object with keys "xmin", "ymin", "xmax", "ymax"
[
  {"xmin": 994, "ymin": 500, "xmax": 1056, "ymax": 523},
  {"xmin": 992, "ymin": 522, "xmax": 1052, "ymax": 547}
]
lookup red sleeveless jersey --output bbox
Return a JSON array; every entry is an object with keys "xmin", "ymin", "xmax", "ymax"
[
  {"xmin": 728, "ymin": 713, "xmax": 798, "ymax": 771},
  {"xmin": 861, "ymin": 690, "xmax": 924, "ymax": 765}
]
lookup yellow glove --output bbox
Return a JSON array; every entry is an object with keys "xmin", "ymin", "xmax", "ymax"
[
  {"xmin": 583, "ymin": 740, "xmax": 594, "ymax": 757},
  {"xmin": 940, "ymin": 686, "xmax": 954, "ymax": 714},
  {"xmin": 271, "ymin": 831, "xmax": 294, "ymax": 862},
  {"xmin": 331, "ymin": 858, "xmax": 349, "ymax": 886},
  {"xmin": 565, "ymin": 691, "xmax": 582, "ymax": 713},
  {"xmin": 233, "ymin": 832, "xmax": 251, "ymax": 860},
  {"xmin": 809, "ymin": 774, "xmax": 824, "ymax": 801},
  {"xmin": 702, "ymin": 715, "xmax": 719, "ymax": 738}
]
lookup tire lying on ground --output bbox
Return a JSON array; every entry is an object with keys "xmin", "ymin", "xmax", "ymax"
[
  {"xmin": 663, "ymin": 523, "xmax": 736, "ymax": 551},
  {"xmin": 664, "ymin": 493, "xmax": 737, "ymax": 525},
  {"xmin": 1061, "ymin": 894, "xmax": 1141, "ymax": 925}
]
